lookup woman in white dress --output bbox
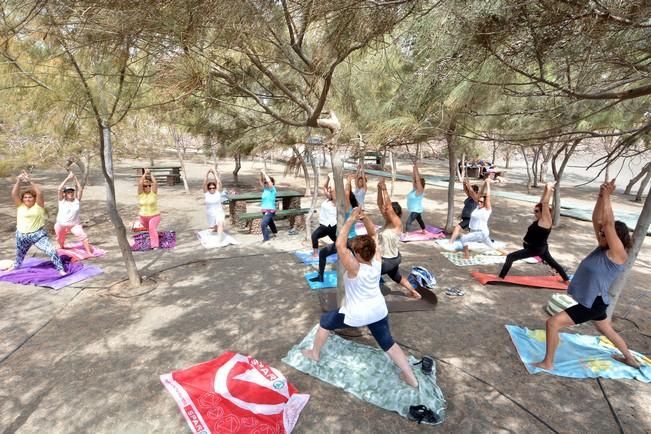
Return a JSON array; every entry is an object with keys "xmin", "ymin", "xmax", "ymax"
[{"xmin": 203, "ymin": 168, "xmax": 225, "ymax": 237}]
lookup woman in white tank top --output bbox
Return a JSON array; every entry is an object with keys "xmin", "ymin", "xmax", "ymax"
[
  {"xmin": 301, "ymin": 208, "xmax": 419, "ymax": 388},
  {"xmin": 55, "ymin": 172, "xmax": 92, "ymax": 255}
]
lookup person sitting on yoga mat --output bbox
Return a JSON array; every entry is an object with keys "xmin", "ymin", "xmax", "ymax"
[
  {"xmin": 498, "ymin": 182, "xmax": 570, "ymax": 282},
  {"xmin": 309, "ymin": 177, "xmax": 358, "ymax": 282},
  {"xmin": 259, "ymin": 169, "xmax": 277, "ymax": 242},
  {"xmin": 354, "ymin": 164, "xmax": 367, "ymax": 208},
  {"xmin": 311, "ymin": 174, "xmax": 337, "ymax": 257},
  {"xmin": 448, "ymin": 179, "xmax": 479, "ymax": 245},
  {"xmin": 55, "ymin": 171, "xmax": 92, "ymax": 255},
  {"xmin": 302, "ymin": 207, "xmax": 419, "ymax": 388},
  {"xmin": 459, "ymin": 179, "xmax": 495, "ymax": 259},
  {"xmin": 10, "ymin": 171, "xmax": 65, "ymax": 274},
  {"xmin": 533, "ymin": 180, "xmax": 640, "ymax": 371},
  {"xmin": 377, "ymin": 178, "xmax": 421, "ymax": 299},
  {"xmin": 405, "ymin": 162, "xmax": 427, "ymax": 233},
  {"xmin": 203, "ymin": 168, "xmax": 225, "ymax": 237},
  {"xmin": 137, "ymin": 169, "xmax": 161, "ymax": 249}
]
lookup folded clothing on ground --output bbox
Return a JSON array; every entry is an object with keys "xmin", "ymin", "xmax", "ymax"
[
  {"xmin": 57, "ymin": 242, "xmax": 106, "ymax": 262},
  {"xmin": 196, "ymin": 230, "xmax": 240, "ymax": 249}
]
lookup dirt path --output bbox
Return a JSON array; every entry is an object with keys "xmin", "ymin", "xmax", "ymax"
[{"xmin": 0, "ymin": 156, "xmax": 649, "ymax": 433}]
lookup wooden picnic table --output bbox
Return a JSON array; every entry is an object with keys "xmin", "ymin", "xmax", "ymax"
[
  {"xmin": 134, "ymin": 166, "xmax": 182, "ymax": 186},
  {"xmin": 228, "ymin": 189, "xmax": 304, "ymax": 226}
]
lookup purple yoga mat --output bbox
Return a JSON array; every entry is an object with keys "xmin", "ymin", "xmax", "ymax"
[{"xmin": 0, "ymin": 257, "xmax": 103, "ymax": 290}]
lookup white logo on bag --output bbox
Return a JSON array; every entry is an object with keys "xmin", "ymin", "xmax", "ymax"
[{"xmin": 213, "ymin": 353, "xmax": 290, "ymax": 415}]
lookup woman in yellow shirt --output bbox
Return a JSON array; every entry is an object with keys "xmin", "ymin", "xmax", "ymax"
[
  {"xmin": 10, "ymin": 171, "xmax": 65, "ymax": 274},
  {"xmin": 138, "ymin": 169, "xmax": 161, "ymax": 249}
]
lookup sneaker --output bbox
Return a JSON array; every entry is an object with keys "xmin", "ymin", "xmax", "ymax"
[
  {"xmin": 417, "ymin": 356, "xmax": 434, "ymax": 375},
  {"xmin": 309, "ymin": 275, "xmax": 324, "ymax": 283},
  {"xmin": 408, "ymin": 405, "xmax": 440, "ymax": 425},
  {"xmin": 445, "ymin": 287, "xmax": 464, "ymax": 297}
]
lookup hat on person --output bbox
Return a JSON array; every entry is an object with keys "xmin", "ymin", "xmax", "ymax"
[{"xmin": 63, "ymin": 186, "xmax": 75, "ymax": 193}]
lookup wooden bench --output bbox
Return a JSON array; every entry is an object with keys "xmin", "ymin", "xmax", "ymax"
[
  {"xmin": 135, "ymin": 166, "xmax": 182, "ymax": 186},
  {"xmin": 239, "ymin": 208, "xmax": 311, "ymax": 234}
]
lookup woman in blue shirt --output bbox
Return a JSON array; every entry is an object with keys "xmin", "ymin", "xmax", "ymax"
[
  {"xmin": 533, "ymin": 180, "xmax": 640, "ymax": 371},
  {"xmin": 259, "ymin": 170, "xmax": 277, "ymax": 242},
  {"xmin": 405, "ymin": 163, "xmax": 426, "ymax": 233}
]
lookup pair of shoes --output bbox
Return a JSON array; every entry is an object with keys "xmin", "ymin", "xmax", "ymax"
[
  {"xmin": 408, "ymin": 405, "xmax": 440, "ymax": 425},
  {"xmin": 413, "ymin": 356, "xmax": 433, "ymax": 375},
  {"xmin": 445, "ymin": 288, "xmax": 464, "ymax": 297}
]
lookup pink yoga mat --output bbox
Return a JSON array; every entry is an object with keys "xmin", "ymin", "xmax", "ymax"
[
  {"xmin": 57, "ymin": 242, "xmax": 106, "ymax": 262},
  {"xmin": 400, "ymin": 226, "xmax": 446, "ymax": 242}
]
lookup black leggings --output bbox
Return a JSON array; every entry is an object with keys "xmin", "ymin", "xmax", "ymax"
[
  {"xmin": 405, "ymin": 212, "xmax": 425, "ymax": 231},
  {"xmin": 317, "ymin": 240, "xmax": 352, "ymax": 277},
  {"xmin": 381, "ymin": 253, "xmax": 403, "ymax": 283},
  {"xmin": 499, "ymin": 243, "xmax": 569, "ymax": 281},
  {"xmin": 311, "ymin": 224, "xmax": 337, "ymax": 249}
]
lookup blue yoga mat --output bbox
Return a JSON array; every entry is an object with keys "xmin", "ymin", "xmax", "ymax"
[
  {"xmin": 506, "ymin": 324, "xmax": 651, "ymax": 382},
  {"xmin": 304, "ymin": 271, "xmax": 337, "ymax": 290},
  {"xmin": 294, "ymin": 250, "xmax": 337, "ymax": 265}
]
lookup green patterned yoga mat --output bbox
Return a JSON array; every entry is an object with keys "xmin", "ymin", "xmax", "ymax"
[{"xmin": 283, "ymin": 325, "xmax": 446, "ymax": 424}]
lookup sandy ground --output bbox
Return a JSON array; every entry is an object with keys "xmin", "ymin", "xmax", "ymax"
[{"xmin": 0, "ymin": 154, "xmax": 650, "ymax": 433}]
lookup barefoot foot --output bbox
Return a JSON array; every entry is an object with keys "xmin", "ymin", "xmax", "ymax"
[
  {"xmin": 301, "ymin": 348, "xmax": 319, "ymax": 362},
  {"xmin": 532, "ymin": 361, "xmax": 553, "ymax": 371},
  {"xmin": 612, "ymin": 354, "xmax": 641, "ymax": 369}
]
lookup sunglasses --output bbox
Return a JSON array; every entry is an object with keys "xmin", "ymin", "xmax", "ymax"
[
  {"xmin": 143, "ymin": 185, "xmax": 152, "ymax": 188},
  {"xmin": 208, "ymin": 187, "xmax": 216, "ymax": 190}
]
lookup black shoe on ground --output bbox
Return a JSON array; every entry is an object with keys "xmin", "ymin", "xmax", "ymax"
[
  {"xmin": 413, "ymin": 356, "xmax": 434, "ymax": 375},
  {"xmin": 309, "ymin": 275, "xmax": 324, "ymax": 283},
  {"xmin": 408, "ymin": 405, "xmax": 439, "ymax": 425}
]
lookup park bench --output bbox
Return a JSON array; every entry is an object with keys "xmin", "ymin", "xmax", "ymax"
[
  {"xmin": 238, "ymin": 208, "xmax": 311, "ymax": 234},
  {"xmin": 134, "ymin": 166, "xmax": 182, "ymax": 186}
]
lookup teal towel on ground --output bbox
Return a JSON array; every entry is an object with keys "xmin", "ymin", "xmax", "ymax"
[
  {"xmin": 294, "ymin": 250, "xmax": 337, "ymax": 265},
  {"xmin": 304, "ymin": 271, "xmax": 337, "ymax": 290},
  {"xmin": 283, "ymin": 325, "xmax": 447, "ymax": 423},
  {"xmin": 506, "ymin": 324, "xmax": 651, "ymax": 382}
]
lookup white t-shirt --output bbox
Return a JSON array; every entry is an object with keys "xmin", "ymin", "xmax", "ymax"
[
  {"xmin": 469, "ymin": 207, "xmax": 491, "ymax": 233},
  {"xmin": 205, "ymin": 191, "xmax": 223, "ymax": 212},
  {"xmin": 339, "ymin": 259, "xmax": 387, "ymax": 327},
  {"xmin": 57, "ymin": 199, "xmax": 81, "ymax": 226},
  {"xmin": 354, "ymin": 188, "xmax": 366, "ymax": 208},
  {"xmin": 319, "ymin": 200, "xmax": 337, "ymax": 227}
]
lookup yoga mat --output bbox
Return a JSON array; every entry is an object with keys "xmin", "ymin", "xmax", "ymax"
[
  {"xmin": 57, "ymin": 242, "xmax": 106, "ymax": 262},
  {"xmin": 161, "ymin": 352, "xmax": 309, "ymax": 434},
  {"xmin": 505, "ymin": 324, "xmax": 651, "ymax": 382},
  {"xmin": 131, "ymin": 231, "xmax": 176, "ymax": 251},
  {"xmin": 471, "ymin": 272, "xmax": 569, "ymax": 290},
  {"xmin": 400, "ymin": 226, "xmax": 446, "ymax": 242},
  {"xmin": 434, "ymin": 238, "xmax": 506, "ymax": 255},
  {"xmin": 304, "ymin": 271, "xmax": 337, "ymax": 290},
  {"xmin": 294, "ymin": 250, "xmax": 337, "ymax": 265},
  {"xmin": 354, "ymin": 222, "xmax": 382, "ymax": 236},
  {"xmin": 441, "ymin": 252, "xmax": 506, "ymax": 267},
  {"xmin": 0, "ymin": 257, "xmax": 102, "ymax": 290},
  {"xmin": 196, "ymin": 230, "xmax": 240, "ymax": 248},
  {"xmin": 283, "ymin": 325, "xmax": 447, "ymax": 423}
]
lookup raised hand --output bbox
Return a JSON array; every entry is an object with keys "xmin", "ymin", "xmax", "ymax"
[{"xmin": 350, "ymin": 207, "xmax": 362, "ymax": 220}]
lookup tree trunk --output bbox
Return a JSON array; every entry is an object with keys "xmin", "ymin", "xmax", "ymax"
[
  {"xmin": 389, "ymin": 150, "xmax": 396, "ymax": 196},
  {"xmin": 321, "ymin": 147, "xmax": 327, "ymax": 168},
  {"xmin": 635, "ymin": 168, "xmax": 651, "ymax": 202},
  {"xmin": 607, "ymin": 189, "xmax": 651, "ymax": 316},
  {"xmin": 292, "ymin": 144, "xmax": 310, "ymax": 192},
  {"xmin": 521, "ymin": 146, "xmax": 532, "ymax": 194},
  {"xmin": 100, "ymin": 124, "xmax": 141, "ymax": 287},
  {"xmin": 233, "ymin": 152, "xmax": 241, "ymax": 184},
  {"xmin": 504, "ymin": 145, "xmax": 512, "ymax": 169},
  {"xmin": 330, "ymin": 146, "xmax": 345, "ymax": 306},
  {"xmin": 539, "ymin": 144, "xmax": 554, "ymax": 183},
  {"xmin": 445, "ymin": 121, "xmax": 457, "ymax": 233},
  {"xmin": 305, "ymin": 148, "xmax": 319, "ymax": 242},
  {"xmin": 491, "ymin": 141, "xmax": 498, "ymax": 164},
  {"xmin": 551, "ymin": 139, "xmax": 579, "ymax": 226},
  {"xmin": 531, "ymin": 145, "xmax": 541, "ymax": 188},
  {"xmin": 176, "ymin": 146, "xmax": 190, "ymax": 194},
  {"xmin": 625, "ymin": 162, "xmax": 651, "ymax": 195}
]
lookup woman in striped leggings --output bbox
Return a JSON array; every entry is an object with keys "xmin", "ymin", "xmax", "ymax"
[{"xmin": 10, "ymin": 171, "xmax": 65, "ymax": 274}]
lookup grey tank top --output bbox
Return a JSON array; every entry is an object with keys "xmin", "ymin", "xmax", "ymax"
[{"xmin": 568, "ymin": 247, "xmax": 624, "ymax": 308}]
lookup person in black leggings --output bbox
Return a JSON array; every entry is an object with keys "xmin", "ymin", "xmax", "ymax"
[
  {"xmin": 311, "ymin": 174, "xmax": 337, "ymax": 257},
  {"xmin": 498, "ymin": 182, "xmax": 570, "ymax": 282},
  {"xmin": 310, "ymin": 176, "xmax": 358, "ymax": 282}
]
